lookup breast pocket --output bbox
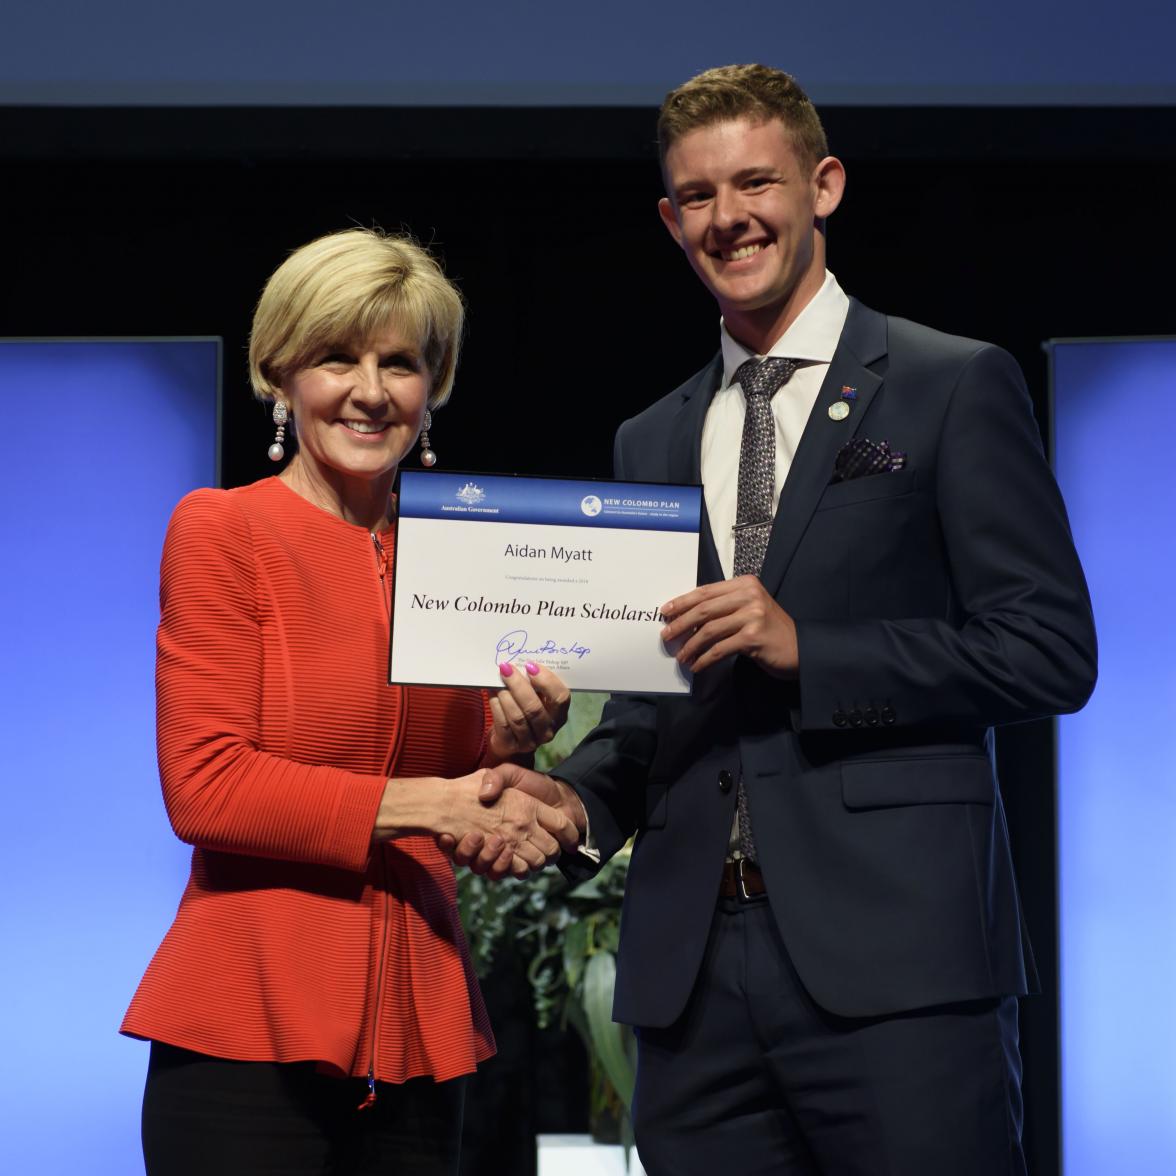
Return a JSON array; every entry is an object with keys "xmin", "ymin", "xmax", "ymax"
[{"xmin": 815, "ymin": 467, "xmax": 917, "ymax": 512}]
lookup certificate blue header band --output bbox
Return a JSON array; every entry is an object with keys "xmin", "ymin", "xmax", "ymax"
[{"xmin": 399, "ymin": 471, "xmax": 701, "ymax": 532}]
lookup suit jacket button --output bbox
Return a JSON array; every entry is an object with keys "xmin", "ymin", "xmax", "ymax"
[
  {"xmin": 718, "ymin": 770, "xmax": 734, "ymax": 795},
  {"xmin": 849, "ymin": 709, "xmax": 864, "ymax": 727},
  {"xmin": 880, "ymin": 705, "xmax": 897, "ymax": 725},
  {"xmin": 864, "ymin": 707, "xmax": 879, "ymax": 726},
  {"xmin": 832, "ymin": 710, "xmax": 848, "ymax": 727}
]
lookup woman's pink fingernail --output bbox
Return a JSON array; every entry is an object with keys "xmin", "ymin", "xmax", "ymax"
[
  {"xmin": 499, "ymin": 662, "xmax": 514, "ymax": 677},
  {"xmin": 525, "ymin": 662, "xmax": 540, "ymax": 676}
]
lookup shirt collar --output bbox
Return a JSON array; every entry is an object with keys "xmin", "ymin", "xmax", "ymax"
[{"xmin": 720, "ymin": 271, "xmax": 850, "ymax": 390}]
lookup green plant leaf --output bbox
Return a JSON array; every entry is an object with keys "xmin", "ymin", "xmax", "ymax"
[
  {"xmin": 568, "ymin": 875, "xmax": 606, "ymax": 900},
  {"xmin": 593, "ymin": 913, "xmax": 622, "ymax": 959},
  {"xmin": 582, "ymin": 951, "xmax": 635, "ymax": 1107},
  {"xmin": 562, "ymin": 918, "xmax": 589, "ymax": 990},
  {"xmin": 534, "ymin": 692, "xmax": 609, "ymax": 773},
  {"xmin": 564, "ymin": 997, "xmax": 591, "ymax": 1053}
]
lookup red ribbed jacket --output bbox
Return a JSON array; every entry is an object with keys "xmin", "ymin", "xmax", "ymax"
[{"xmin": 121, "ymin": 477, "xmax": 495, "ymax": 1082}]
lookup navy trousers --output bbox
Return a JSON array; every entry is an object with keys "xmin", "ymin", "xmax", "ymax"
[{"xmin": 631, "ymin": 897, "xmax": 1027, "ymax": 1176}]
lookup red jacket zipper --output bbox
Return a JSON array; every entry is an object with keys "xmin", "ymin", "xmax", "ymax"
[{"xmin": 360, "ymin": 531, "xmax": 393, "ymax": 1109}]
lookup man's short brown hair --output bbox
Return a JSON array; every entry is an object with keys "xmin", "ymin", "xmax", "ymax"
[{"xmin": 657, "ymin": 64, "xmax": 829, "ymax": 174}]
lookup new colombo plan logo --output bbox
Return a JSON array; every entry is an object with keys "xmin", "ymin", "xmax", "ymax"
[
  {"xmin": 456, "ymin": 482, "xmax": 485, "ymax": 506},
  {"xmin": 580, "ymin": 495, "xmax": 603, "ymax": 517}
]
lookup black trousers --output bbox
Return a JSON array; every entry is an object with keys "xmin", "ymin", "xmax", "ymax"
[
  {"xmin": 141, "ymin": 1042, "xmax": 465, "ymax": 1176},
  {"xmin": 631, "ymin": 897, "xmax": 1028, "ymax": 1176}
]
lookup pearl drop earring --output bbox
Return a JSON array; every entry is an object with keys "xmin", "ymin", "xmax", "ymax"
[
  {"xmin": 419, "ymin": 410, "xmax": 437, "ymax": 467},
  {"xmin": 268, "ymin": 401, "xmax": 288, "ymax": 462}
]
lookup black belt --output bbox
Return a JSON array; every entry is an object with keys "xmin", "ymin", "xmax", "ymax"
[{"xmin": 719, "ymin": 858, "xmax": 767, "ymax": 900}]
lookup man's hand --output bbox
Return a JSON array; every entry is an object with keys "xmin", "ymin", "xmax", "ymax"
[
  {"xmin": 660, "ymin": 575, "xmax": 799, "ymax": 677},
  {"xmin": 383, "ymin": 767, "xmax": 579, "ymax": 878},
  {"xmin": 437, "ymin": 763, "xmax": 588, "ymax": 879}
]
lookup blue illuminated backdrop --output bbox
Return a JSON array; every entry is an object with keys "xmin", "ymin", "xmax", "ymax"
[
  {"xmin": 0, "ymin": 0, "xmax": 1171, "ymax": 105},
  {"xmin": 3, "ymin": 336, "xmax": 1172, "ymax": 1172},
  {"xmin": 0, "ymin": 340, "xmax": 219, "ymax": 1174},
  {"xmin": 1052, "ymin": 338, "xmax": 1176, "ymax": 1176}
]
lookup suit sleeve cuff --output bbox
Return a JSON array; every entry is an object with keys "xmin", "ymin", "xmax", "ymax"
[{"xmin": 795, "ymin": 619, "xmax": 900, "ymax": 731}]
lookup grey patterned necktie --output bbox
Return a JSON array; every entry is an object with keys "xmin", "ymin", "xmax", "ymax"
[{"xmin": 731, "ymin": 356, "xmax": 799, "ymax": 861}]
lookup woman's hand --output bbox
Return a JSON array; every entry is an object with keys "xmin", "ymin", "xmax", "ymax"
[
  {"xmin": 374, "ymin": 768, "xmax": 579, "ymax": 877},
  {"xmin": 484, "ymin": 662, "xmax": 571, "ymax": 764},
  {"xmin": 438, "ymin": 763, "xmax": 589, "ymax": 878}
]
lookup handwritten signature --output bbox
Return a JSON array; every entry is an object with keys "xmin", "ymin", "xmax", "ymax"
[{"xmin": 496, "ymin": 629, "xmax": 592, "ymax": 663}]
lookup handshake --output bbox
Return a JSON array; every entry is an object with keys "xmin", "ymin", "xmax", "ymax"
[
  {"xmin": 439, "ymin": 763, "xmax": 587, "ymax": 878},
  {"xmin": 375, "ymin": 763, "xmax": 587, "ymax": 879}
]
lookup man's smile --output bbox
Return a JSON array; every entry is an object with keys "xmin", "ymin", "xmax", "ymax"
[{"xmin": 719, "ymin": 242, "xmax": 767, "ymax": 262}]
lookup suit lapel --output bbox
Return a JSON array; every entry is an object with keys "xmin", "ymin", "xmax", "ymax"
[
  {"xmin": 668, "ymin": 354, "xmax": 724, "ymax": 586},
  {"xmin": 758, "ymin": 301, "xmax": 889, "ymax": 598}
]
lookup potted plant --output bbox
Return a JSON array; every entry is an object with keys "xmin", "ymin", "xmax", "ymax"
[{"xmin": 457, "ymin": 693, "xmax": 637, "ymax": 1144}]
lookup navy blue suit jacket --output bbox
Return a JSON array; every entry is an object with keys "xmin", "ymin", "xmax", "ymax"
[{"xmin": 554, "ymin": 300, "xmax": 1097, "ymax": 1027}]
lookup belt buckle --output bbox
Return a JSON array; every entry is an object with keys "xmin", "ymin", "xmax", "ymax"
[{"xmin": 736, "ymin": 857, "xmax": 755, "ymax": 901}]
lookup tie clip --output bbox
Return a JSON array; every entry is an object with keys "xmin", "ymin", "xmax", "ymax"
[{"xmin": 732, "ymin": 518, "xmax": 772, "ymax": 534}]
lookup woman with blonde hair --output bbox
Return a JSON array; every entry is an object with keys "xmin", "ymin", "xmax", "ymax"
[{"xmin": 122, "ymin": 228, "xmax": 577, "ymax": 1175}]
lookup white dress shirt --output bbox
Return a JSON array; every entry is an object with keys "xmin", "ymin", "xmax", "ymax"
[
  {"xmin": 576, "ymin": 273, "xmax": 850, "ymax": 862},
  {"xmin": 701, "ymin": 271, "xmax": 850, "ymax": 578}
]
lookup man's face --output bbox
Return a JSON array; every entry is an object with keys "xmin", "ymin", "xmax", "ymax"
[{"xmin": 658, "ymin": 117, "xmax": 842, "ymax": 345}]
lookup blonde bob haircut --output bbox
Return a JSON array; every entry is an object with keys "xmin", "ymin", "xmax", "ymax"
[{"xmin": 249, "ymin": 228, "xmax": 464, "ymax": 409}]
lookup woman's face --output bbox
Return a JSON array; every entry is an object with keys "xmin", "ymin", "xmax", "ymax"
[{"xmin": 281, "ymin": 323, "xmax": 430, "ymax": 488}]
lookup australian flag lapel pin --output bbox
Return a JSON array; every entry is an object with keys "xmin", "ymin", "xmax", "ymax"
[{"xmin": 827, "ymin": 384, "xmax": 857, "ymax": 422}]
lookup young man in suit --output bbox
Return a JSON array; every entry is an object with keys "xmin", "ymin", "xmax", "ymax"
[{"xmin": 462, "ymin": 64, "xmax": 1096, "ymax": 1174}]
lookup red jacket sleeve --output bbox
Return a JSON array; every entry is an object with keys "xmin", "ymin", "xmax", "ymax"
[{"xmin": 154, "ymin": 490, "xmax": 386, "ymax": 871}]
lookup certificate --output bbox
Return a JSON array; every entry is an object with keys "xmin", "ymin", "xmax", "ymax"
[{"xmin": 389, "ymin": 471, "xmax": 702, "ymax": 694}]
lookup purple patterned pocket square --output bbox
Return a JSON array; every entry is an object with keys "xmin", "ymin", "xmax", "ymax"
[{"xmin": 831, "ymin": 437, "xmax": 908, "ymax": 483}]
